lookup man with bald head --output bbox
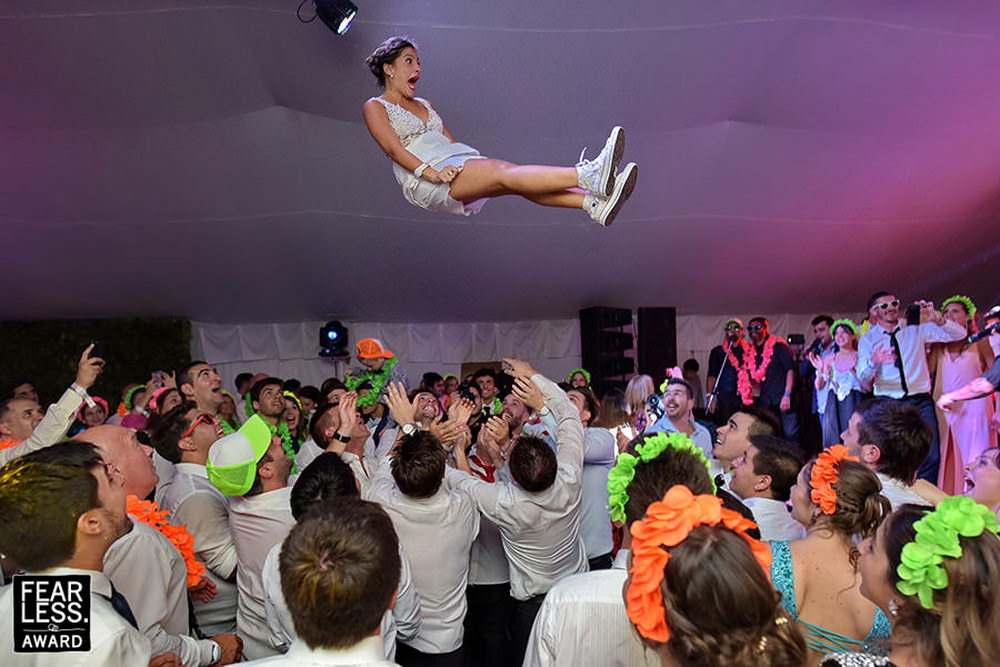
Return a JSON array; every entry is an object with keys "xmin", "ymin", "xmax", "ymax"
[{"xmin": 84, "ymin": 424, "xmax": 243, "ymax": 666}]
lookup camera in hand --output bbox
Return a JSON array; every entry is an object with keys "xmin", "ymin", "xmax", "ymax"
[{"xmin": 88, "ymin": 341, "xmax": 105, "ymax": 360}]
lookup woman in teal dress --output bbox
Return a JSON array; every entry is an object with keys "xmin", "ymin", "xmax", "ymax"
[{"xmin": 770, "ymin": 445, "xmax": 892, "ymax": 664}]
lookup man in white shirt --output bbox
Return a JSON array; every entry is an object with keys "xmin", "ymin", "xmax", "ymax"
[
  {"xmin": 244, "ymin": 497, "xmax": 403, "ymax": 666},
  {"xmin": 840, "ymin": 397, "xmax": 932, "ymax": 510},
  {"xmin": 856, "ymin": 292, "xmax": 965, "ymax": 482},
  {"xmin": 366, "ymin": 424, "xmax": 479, "ymax": 666},
  {"xmin": 523, "ymin": 433, "xmax": 716, "ymax": 667},
  {"xmin": 647, "ymin": 377, "xmax": 719, "ymax": 477},
  {"xmin": 0, "ymin": 442, "xmax": 153, "ymax": 665},
  {"xmin": 728, "ymin": 435, "xmax": 806, "ymax": 541},
  {"xmin": 151, "ymin": 401, "xmax": 239, "ymax": 635},
  {"xmin": 0, "ymin": 344, "xmax": 104, "ymax": 466},
  {"xmin": 86, "ymin": 424, "xmax": 242, "ymax": 666},
  {"xmin": 207, "ymin": 415, "xmax": 295, "ymax": 661},
  {"xmin": 445, "ymin": 359, "xmax": 587, "ymax": 667}
]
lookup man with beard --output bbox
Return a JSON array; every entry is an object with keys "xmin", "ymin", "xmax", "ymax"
[
  {"xmin": 647, "ymin": 378, "xmax": 717, "ymax": 476},
  {"xmin": 745, "ymin": 317, "xmax": 798, "ymax": 440},
  {"xmin": 705, "ymin": 318, "xmax": 746, "ymax": 425},
  {"xmin": 857, "ymin": 291, "xmax": 965, "ymax": 482},
  {"xmin": 0, "ymin": 442, "xmax": 155, "ymax": 664}
]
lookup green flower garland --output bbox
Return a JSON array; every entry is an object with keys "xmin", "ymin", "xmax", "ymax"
[
  {"xmin": 124, "ymin": 385, "xmax": 146, "ymax": 412},
  {"xmin": 566, "ymin": 367, "xmax": 591, "ymax": 385},
  {"xmin": 244, "ymin": 392, "xmax": 256, "ymax": 418},
  {"xmin": 941, "ymin": 294, "xmax": 977, "ymax": 317},
  {"xmin": 896, "ymin": 495, "xmax": 999, "ymax": 610},
  {"xmin": 219, "ymin": 419, "xmax": 235, "ymax": 436},
  {"xmin": 606, "ymin": 431, "xmax": 716, "ymax": 523},
  {"xmin": 266, "ymin": 420, "xmax": 298, "ymax": 475},
  {"xmin": 830, "ymin": 318, "xmax": 858, "ymax": 337},
  {"xmin": 345, "ymin": 357, "xmax": 399, "ymax": 408}
]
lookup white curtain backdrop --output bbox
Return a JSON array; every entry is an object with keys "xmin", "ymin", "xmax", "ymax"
[{"xmin": 191, "ymin": 313, "xmax": 865, "ymax": 395}]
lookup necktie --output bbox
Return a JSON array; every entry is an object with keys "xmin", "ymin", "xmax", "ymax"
[
  {"xmin": 108, "ymin": 584, "xmax": 139, "ymax": 629},
  {"xmin": 886, "ymin": 329, "xmax": 908, "ymax": 396}
]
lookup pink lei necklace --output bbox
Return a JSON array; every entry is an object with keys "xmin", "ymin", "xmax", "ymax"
[{"xmin": 726, "ymin": 336, "xmax": 778, "ymax": 405}]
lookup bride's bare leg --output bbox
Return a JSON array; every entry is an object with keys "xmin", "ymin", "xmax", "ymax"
[
  {"xmin": 448, "ymin": 158, "xmax": 579, "ymax": 202},
  {"xmin": 523, "ymin": 189, "xmax": 586, "ymax": 209}
]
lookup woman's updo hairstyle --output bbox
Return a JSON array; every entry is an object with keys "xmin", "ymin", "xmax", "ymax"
[
  {"xmin": 658, "ymin": 524, "xmax": 806, "ymax": 666},
  {"xmin": 365, "ymin": 36, "xmax": 416, "ymax": 87}
]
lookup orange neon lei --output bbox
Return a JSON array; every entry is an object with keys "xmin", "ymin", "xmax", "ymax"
[
  {"xmin": 0, "ymin": 438, "xmax": 21, "ymax": 451},
  {"xmin": 809, "ymin": 444, "xmax": 858, "ymax": 515},
  {"xmin": 126, "ymin": 495, "xmax": 206, "ymax": 587},
  {"xmin": 627, "ymin": 485, "xmax": 771, "ymax": 643}
]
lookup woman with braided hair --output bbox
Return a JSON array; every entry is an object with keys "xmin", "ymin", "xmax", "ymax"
[
  {"xmin": 823, "ymin": 498, "xmax": 1000, "ymax": 666},
  {"xmin": 772, "ymin": 445, "xmax": 892, "ymax": 664}
]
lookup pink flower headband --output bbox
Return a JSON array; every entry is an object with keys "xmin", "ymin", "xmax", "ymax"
[{"xmin": 77, "ymin": 396, "xmax": 109, "ymax": 422}]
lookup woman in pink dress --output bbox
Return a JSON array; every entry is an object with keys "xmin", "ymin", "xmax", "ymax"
[{"xmin": 931, "ymin": 295, "xmax": 995, "ymax": 494}]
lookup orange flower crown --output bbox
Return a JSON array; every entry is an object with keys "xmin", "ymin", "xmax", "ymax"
[
  {"xmin": 127, "ymin": 495, "xmax": 206, "ymax": 587},
  {"xmin": 627, "ymin": 485, "xmax": 772, "ymax": 643},
  {"xmin": 809, "ymin": 444, "xmax": 859, "ymax": 515}
]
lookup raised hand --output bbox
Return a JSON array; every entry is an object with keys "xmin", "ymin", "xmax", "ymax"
[
  {"xmin": 428, "ymin": 416, "xmax": 465, "ymax": 448},
  {"xmin": 511, "ymin": 377, "xmax": 545, "ymax": 412},
  {"xmin": 806, "ymin": 352, "xmax": 823, "ymax": 370},
  {"xmin": 385, "ymin": 381, "xmax": 417, "ymax": 425},
  {"xmin": 484, "ymin": 415, "xmax": 511, "ymax": 450},
  {"xmin": 448, "ymin": 396, "xmax": 476, "ymax": 425},
  {"xmin": 502, "ymin": 357, "xmax": 538, "ymax": 380},
  {"xmin": 75, "ymin": 344, "xmax": 105, "ymax": 390}
]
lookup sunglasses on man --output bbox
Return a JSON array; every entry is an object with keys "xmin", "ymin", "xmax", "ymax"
[
  {"xmin": 181, "ymin": 412, "xmax": 217, "ymax": 439},
  {"xmin": 747, "ymin": 324, "xmax": 765, "ymax": 331},
  {"xmin": 725, "ymin": 324, "xmax": 742, "ymax": 331},
  {"xmin": 876, "ymin": 300, "xmax": 900, "ymax": 310}
]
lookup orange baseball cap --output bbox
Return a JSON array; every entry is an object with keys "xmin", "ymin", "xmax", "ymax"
[{"xmin": 356, "ymin": 337, "xmax": 394, "ymax": 359}]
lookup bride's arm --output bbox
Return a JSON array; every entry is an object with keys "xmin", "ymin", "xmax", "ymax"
[{"xmin": 362, "ymin": 99, "xmax": 443, "ymax": 182}]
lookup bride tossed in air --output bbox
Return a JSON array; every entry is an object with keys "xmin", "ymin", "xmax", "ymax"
[{"xmin": 362, "ymin": 36, "xmax": 638, "ymax": 226}]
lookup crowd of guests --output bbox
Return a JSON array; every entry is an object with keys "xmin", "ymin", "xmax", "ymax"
[{"xmin": 0, "ymin": 289, "xmax": 999, "ymax": 666}]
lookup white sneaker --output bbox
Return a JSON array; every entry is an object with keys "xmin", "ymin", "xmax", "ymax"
[
  {"xmin": 583, "ymin": 162, "xmax": 637, "ymax": 227},
  {"xmin": 576, "ymin": 126, "xmax": 625, "ymax": 197}
]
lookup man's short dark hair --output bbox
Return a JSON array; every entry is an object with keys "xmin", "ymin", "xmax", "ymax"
[
  {"xmin": 855, "ymin": 397, "xmax": 931, "ymax": 484},
  {"xmin": 421, "ymin": 372, "xmax": 443, "ymax": 388},
  {"xmin": 567, "ymin": 386, "xmax": 599, "ymax": 426},
  {"xmin": 299, "ymin": 386, "xmax": 321, "ymax": 404},
  {"xmin": 868, "ymin": 291, "xmax": 892, "ymax": 311},
  {"xmin": 282, "ymin": 379, "xmax": 302, "ymax": 393},
  {"xmin": 391, "ymin": 432, "xmax": 446, "ymax": 498},
  {"xmin": 150, "ymin": 400, "xmax": 198, "ymax": 464},
  {"xmin": 737, "ymin": 405, "xmax": 782, "ymax": 439},
  {"xmin": 623, "ymin": 435, "xmax": 714, "ymax": 525},
  {"xmin": 5, "ymin": 379, "xmax": 34, "ymax": 399},
  {"xmin": 235, "ymin": 373, "xmax": 254, "ymax": 392},
  {"xmin": 748, "ymin": 435, "xmax": 804, "ymax": 502},
  {"xmin": 320, "ymin": 377, "xmax": 346, "ymax": 398},
  {"xmin": 290, "ymin": 453, "xmax": 359, "ymax": 519},
  {"xmin": 682, "ymin": 358, "xmax": 699, "ymax": 373},
  {"xmin": 472, "ymin": 368, "xmax": 496, "ymax": 382},
  {"xmin": 0, "ymin": 442, "xmax": 104, "ymax": 571},
  {"xmin": 250, "ymin": 377, "xmax": 283, "ymax": 404},
  {"xmin": 280, "ymin": 498, "xmax": 400, "ymax": 649},
  {"xmin": 509, "ymin": 435, "xmax": 557, "ymax": 492},
  {"xmin": 309, "ymin": 402, "xmax": 340, "ymax": 449},
  {"xmin": 811, "ymin": 315, "xmax": 835, "ymax": 328},
  {"xmin": 177, "ymin": 360, "xmax": 208, "ymax": 391},
  {"xmin": 665, "ymin": 377, "xmax": 694, "ymax": 400},
  {"xmin": 749, "ymin": 316, "xmax": 768, "ymax": 326}
]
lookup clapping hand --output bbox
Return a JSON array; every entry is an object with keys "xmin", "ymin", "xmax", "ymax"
[
  {"xmin": 483, "ymin": 415, "xmax": 511, "ymax": 452},
  {"xmin": 871, "ymin": 347, "xmax": 896, "ymax": 365},
  {"xmin": 385, "ymin": 382, "xmax": 417, "ymax": 425},
  {"xmin": 448, "ymin": 396, "xmax": 476, "ymax": 425},
  {"xmin": 428, "ymin": 417, "xmax": 465, "ymax": 449}
]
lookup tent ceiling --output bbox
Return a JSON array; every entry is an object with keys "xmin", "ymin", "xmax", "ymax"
[{"xmin": 3, "ymin": 1, "xmax": 1000, "ymax": 323}]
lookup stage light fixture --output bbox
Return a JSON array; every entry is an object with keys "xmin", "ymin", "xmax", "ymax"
[
  {"xmin": 315, "ymin": 0, "xmax": 357, "ymax": 35},
  {"xmin": 319, "ymin": 320, "xmax": 349, "ymax": 357}
]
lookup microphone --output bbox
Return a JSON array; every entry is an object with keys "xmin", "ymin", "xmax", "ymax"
[{"xmin": 968, "ymin": 321, "xmax": 1000, "ymax": 344}]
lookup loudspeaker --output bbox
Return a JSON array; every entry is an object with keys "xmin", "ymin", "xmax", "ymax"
[
  {"xmin": 637, "ymin": 307, "xmax": 677, "ymax": 387},
  {"xmin": 580, "ymin": 306, "xmax": 635, "ymax": 396}
]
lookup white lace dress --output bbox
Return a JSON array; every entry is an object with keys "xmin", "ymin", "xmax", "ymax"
[{"xmin": 371, "ymin": 96, "xmax": 488, "ymax": 216}]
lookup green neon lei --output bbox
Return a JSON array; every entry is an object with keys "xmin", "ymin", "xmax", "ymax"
[
  {"xmin": 830, "ymin": 318, "xmax": 858, "ymax": 337},
  {"xmin": 606, "ymin": 431, "xmax": 716, "ymax": 524},
  {"xmin": 345, "ymin": 357, "xmax": 398, "ymax": 408},
  {"xmin": 896, "ymin": 495, "xmax": 999, "ymax": 610},
  {"xmin": 566, "ymin": 367, "xmax": 591, "ymax": 385},
  {"xmin": 124, "ymin": 385, "xmax": 146, "ymax": 412},
  {"xmin": 266, "ymin": 419, "xmax": 298, "ymax": 475},
  {"xmin": 941, "ymin": 294, "xmax": 977, "ymax": 318}
]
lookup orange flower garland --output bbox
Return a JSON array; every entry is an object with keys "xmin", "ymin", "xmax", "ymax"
[
  {"xmin": 627, "ymin": 485, "xmax": 772, "ymax": 643},
  {"xmin": 0, "ymin": 438, "xmax": 20, "ymax": 451},
  {"xmin": 126, "ymin": 494, "xmax": 206, "ymax": 587},
  {"xmin": 809, "ymin": 444, "xmax": 858, "ymax": 515}
]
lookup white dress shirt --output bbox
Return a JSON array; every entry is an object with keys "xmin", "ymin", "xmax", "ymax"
[
  {"xmin": 857, "ymin": 320, "xmax": 965, "ymax": 397},
  {"xmin": 159, "ymin": 462, "xmax": 239, "ymax": 635},
  {"xmin": 244, "ymin": 636, "xmax": 400, "ymax": 666},
  {"xmin": 876, "ymin": 472, "xmax": 929, "ymax": 511},
  {"xmin": 229, "ymin": 486, "xmax": 296, "ymax": 660},
  {"xmin": 262, "ymin": 540, "xmax": 421, "ymax": 660},
  {"xmin": 523, "ymin": 549, "xmax": 658, "ymax": 667},
  {"xmin": 446, "ymin": 374, "xmax": 588, "ymax": 601},
  {"xmin": 580, "ymin": 428, "xmax": 615, "ymax": 559},
  {"xmin": 0, "ymin": 567, "xmax": 152, "ymax": 667},
  {"xmin": 741, "ymin": 496, "xmax": 806, "ymax": 542},
  {"xmin": 647, "ymin": 415, "xmax": 722, "ymax": 478},
  {"xmin": 366, "ymin": 457, "xmax": 480, "ymax": 653},
  {"xmin": 0, "ymin": 387, "xmax": 83, "ymax": 467},
  {"xmin": 295, "ymin": 439, "xmax": 323, "ymax": 472},
  {"xmin": 104, "ymin": 519, "xmax": 217, "ymax": 666}
]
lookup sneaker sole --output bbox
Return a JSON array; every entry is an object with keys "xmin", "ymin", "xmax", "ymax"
[
  {"xmin": 600, "ymin": 162, "xmax": 637, "ymax": 227},
  {"xmin": 601, "ymin": 126, "xmax": 626, "ymax": 197}
]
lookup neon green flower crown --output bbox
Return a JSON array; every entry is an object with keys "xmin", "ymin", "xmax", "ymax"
[
  {"xmin": 124, "ymin": 385, "xmax": 146, "ymax": 412},
  {"xmin": 896, "ymin": 495, "xmax": 1000, "ymax": 610},
  {"xmin": 941, "ymin": 294, "xmax": 977, "ymax": 318},
  {"xmin": 566, "ymin": 367, "xmax": 591, "ymax": 384},
  {"xmin": 606, "ymin": 431, "xmax": 716, "ymax": 524},
  {"xmin": 830, "ymin": 318, "xmax": 858, "ymax": 337}
]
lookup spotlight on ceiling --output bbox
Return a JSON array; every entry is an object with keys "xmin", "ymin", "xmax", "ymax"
[
  {"xmin": 319, "ymin": 320, "xmax": 349, "ymax": 358},
  {"xmin": 315, "ymin": 0, "xmax": 357, "ymax": 35}
]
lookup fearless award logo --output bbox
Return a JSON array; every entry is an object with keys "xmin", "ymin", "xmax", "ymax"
[{"xmin": 13, "ymin": 574, "xmax": 91, "ymax": 652}]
